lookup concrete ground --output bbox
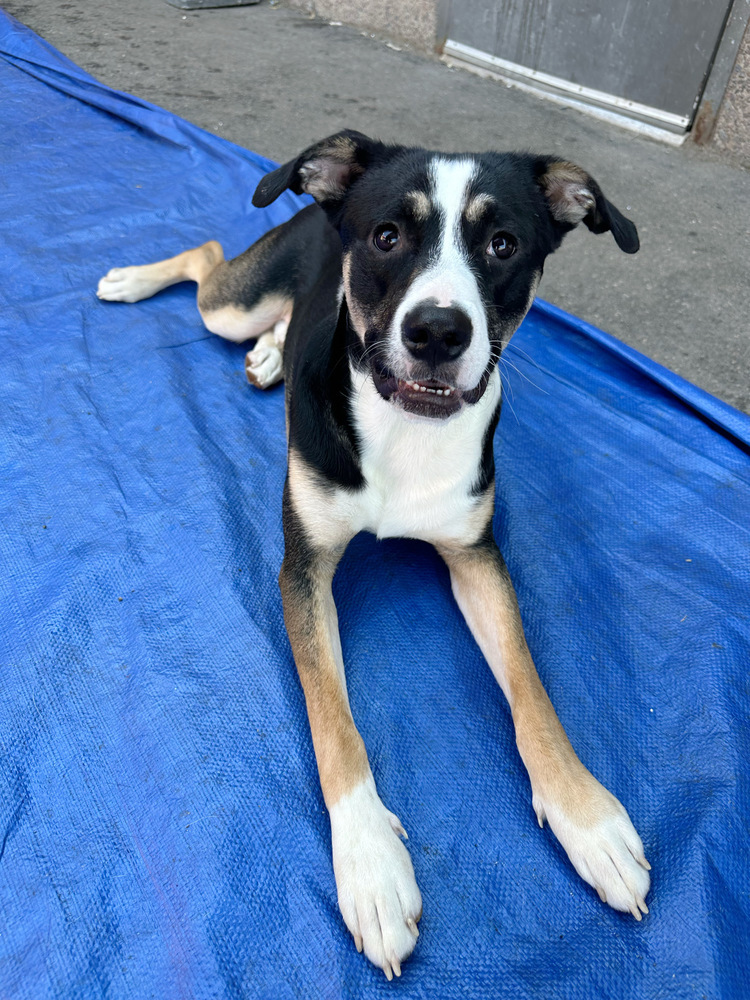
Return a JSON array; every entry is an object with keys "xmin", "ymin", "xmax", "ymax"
[{"xmin": 5, "ymin": 0, "xmax": 750, "ymax": 413}]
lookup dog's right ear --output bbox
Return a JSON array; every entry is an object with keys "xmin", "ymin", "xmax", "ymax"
[{"xmin": 252, "ymin": 130, "xmax": 388, "ymax": 209}]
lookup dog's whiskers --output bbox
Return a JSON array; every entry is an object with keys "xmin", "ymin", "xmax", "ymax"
[
  {"xmin": 497, "ymin": 366, "xmax": 520, "ymax": 425},
  {"xmin": 499, "ymin": 348, "xmax": 549, "ymax": 397}
]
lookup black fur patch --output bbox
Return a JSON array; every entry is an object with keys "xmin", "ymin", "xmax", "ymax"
[{"xmin": 285, "ymin": 296, "xmax": 366, "ymax": 492}]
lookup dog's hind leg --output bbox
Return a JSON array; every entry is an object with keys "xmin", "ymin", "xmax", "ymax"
[
  {"xmin": 97, "ymin": 229, "xmax": 295, "ymax": 389},
  {"xmin": 97, "ymin": 240, "xmax": 226, "ymax": 304}
]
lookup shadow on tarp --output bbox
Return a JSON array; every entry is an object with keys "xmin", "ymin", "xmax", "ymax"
[{"xmin": 0, "ymin": 10, "xmax": 748, "ymax": 1000}]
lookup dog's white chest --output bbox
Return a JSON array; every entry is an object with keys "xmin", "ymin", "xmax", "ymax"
[{"xmin": 349, "ymin": 370, "xmax": 500, "ymax": 544}]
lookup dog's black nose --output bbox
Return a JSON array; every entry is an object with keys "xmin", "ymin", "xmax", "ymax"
[{"xmin": 401, "ymin": 304, "xmax": 472, "ymax": 366}]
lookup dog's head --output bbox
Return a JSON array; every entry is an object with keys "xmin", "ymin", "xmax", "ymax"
[{"xmin": 253, "ymin": 130, "xmax": 638, "ymax": 420}]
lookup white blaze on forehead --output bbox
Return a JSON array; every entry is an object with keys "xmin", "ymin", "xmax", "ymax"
[
  {"xmin": 388, "ymin": 156, "xmax": 490, "ymax": 390},
  {"xmin": 431, "ymin": 157, "xmax": 477, "ymax": 295}
]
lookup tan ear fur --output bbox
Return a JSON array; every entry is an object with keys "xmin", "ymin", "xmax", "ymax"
[
  {"xmin": 541, "ymin": 162, "xmax": 596, "ymax": 225},
  {"xmin": 297, "ymin": 134, "xmax": 365, "ymax": 202}
]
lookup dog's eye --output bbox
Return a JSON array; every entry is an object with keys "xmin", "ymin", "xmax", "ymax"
[
  {"xmin": 374, "ymin": 225, "xmax": 400, "ymax": 252},
  {"xmin": 487, "ymin": 232, "xmax": 517, "ymax": 259}
]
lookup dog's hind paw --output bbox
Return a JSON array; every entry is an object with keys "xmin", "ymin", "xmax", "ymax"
[
  {"xmin": 330, "ymin": 776, "xmax": 422, "ymax": 979},
  {"xmin": 96, "ymin": 265, "xmax": 165, "ymax": 303},
  {"xmin": 533, "ymin": 770, "xmax": 651, "ymax": 920}
]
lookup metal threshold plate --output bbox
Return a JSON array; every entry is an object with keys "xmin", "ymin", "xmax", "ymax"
[
  {"xmin": 165, "ymin": 0, "xmax": 260, "ymax": 9},
  {"xmin": 443, "ymin": 39, "xmax": 690, "ymax": 133}
]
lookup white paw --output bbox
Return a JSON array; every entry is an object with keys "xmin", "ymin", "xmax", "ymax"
[
  {"xmin": 330, "ymin": 776, "xmax": 422, "ymax": 980},
  {"xmin": 245, "ymin": 345, "xmax": 283, "ymax": 389},
  {"xmin": 96, "ymin": 266, "xmax": 160, "ymax": 303},
  {"xmin": 534, "ymin": 773, "xmax": 651, "ymax": 920}
]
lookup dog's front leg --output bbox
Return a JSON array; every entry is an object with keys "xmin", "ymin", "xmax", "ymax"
[
  {"xmin": 438, "ymin": 536, "xmax": 651, "ymax": 918},
  {"xmin": 280, "ymin": 491, "xmax": 422, "ymax": 979}
]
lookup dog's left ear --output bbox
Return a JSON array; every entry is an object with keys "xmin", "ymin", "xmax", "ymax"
[
  {"xmin": 252, "ymin": 130, "xmax": 389, "ymax": 210},
  {"xmin": 537, "ymin": 159, "xmax": 639, "ymax": 254}
]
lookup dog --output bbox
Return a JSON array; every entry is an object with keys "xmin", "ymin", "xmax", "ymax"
[{"xmin": 97, "ymin": 130, "xmax": 651, "ymax": 979}]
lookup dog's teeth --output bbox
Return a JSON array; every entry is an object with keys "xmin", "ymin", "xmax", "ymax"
[{"xmin": 403, "ymin": 380, "xmax": 456, "ymax": 397}]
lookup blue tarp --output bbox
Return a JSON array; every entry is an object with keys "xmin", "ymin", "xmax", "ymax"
[{"xmin": 1, "ymin": 11, "xmax": 749, "ymax": 998}]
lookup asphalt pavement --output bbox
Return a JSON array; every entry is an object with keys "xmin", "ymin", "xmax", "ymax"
[{"xmin": 5, "ymin": 0, "xmax": 750, "ymax": 412}]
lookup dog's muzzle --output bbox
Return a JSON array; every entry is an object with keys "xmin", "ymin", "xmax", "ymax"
[{"xmin": 361, "ymin": 303, "xmax": 492, "ymax": 418}]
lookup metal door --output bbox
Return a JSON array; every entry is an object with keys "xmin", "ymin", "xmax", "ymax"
[{"xmin": 443, "ymin": 0, "xmax": 735, "ymax": 131}]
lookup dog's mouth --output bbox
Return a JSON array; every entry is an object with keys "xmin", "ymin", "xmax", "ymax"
[{"xmin": 371, "ymin": 365, "xmax": 492, "ymax": 418}]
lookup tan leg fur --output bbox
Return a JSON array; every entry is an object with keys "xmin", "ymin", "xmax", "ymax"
[{"xmin": 279, "ymin": 545, "xmax": 370, "ymax": 807}]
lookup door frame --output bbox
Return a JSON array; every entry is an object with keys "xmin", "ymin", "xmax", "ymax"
[{"xmin": 435, "ymin": 0, "xmax": 750, "ymax": 142}]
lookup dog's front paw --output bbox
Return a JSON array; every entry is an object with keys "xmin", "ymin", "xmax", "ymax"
[
  {"xmin": 245, "ymin": 344, "xmax": 283, "ymax": 389},
  {"xmin": 533, "ymin": 770, "xmax": 651, "ymax": 920},
  {"xmin": 330, "ymin": 776, "xmax": 422, "ymax": 980}
]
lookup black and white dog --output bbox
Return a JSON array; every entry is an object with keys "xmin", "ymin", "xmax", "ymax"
[{"xmin": 98, "ymin": 130, "xmax": 650, "ymax": 979}]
